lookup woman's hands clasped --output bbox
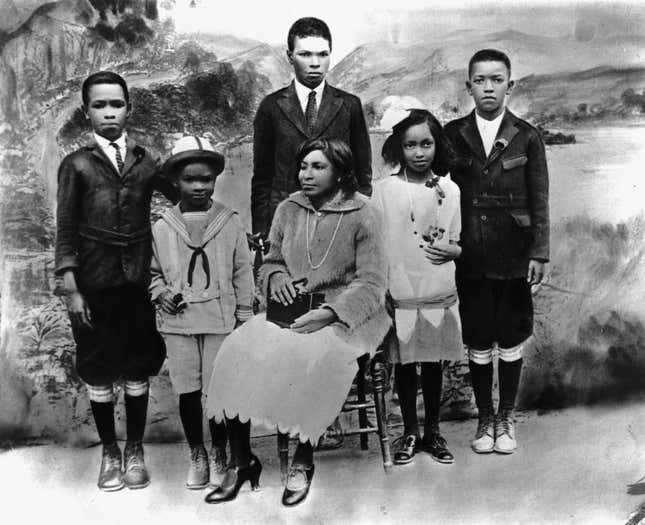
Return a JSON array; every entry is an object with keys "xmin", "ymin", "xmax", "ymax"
[{"xmin": 423, "ymin": 241, "xmax": 462, "ymax": 265}]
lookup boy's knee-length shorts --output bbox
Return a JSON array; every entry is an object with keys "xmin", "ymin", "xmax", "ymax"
[
  {"xmin": 161, "ymin": 333, "xmax": 228, "ymax": 394},
  {"xmin": 71, "ymin": 284, "xmax": 166, "ymax": 386},
  {"xmin": 456, "ymin": 277, "xmax": 533, "ymax": 350}
]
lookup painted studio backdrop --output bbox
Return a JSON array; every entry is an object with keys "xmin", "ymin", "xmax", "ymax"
[{"xmin": 1, "ymin": 0, "xmax": 644, "ymax": 442}]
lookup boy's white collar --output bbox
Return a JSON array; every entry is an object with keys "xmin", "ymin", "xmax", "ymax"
[
  {"xmin": 475, "ymin": 108, "xmax": 505, "ymax": 127},
  {"xmin": 294, "ymin": 78, "xmax": 325, "ymax": 105},
  {"xmin": 93, "ymin": 131, "xmax": 127, "ymax": 150}
]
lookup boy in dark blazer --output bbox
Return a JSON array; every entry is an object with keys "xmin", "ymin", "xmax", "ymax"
[
  {"xmin": 55, "ymin": 71, "xmax": 178, "ymax": 491},
  {"xmin": 445, "ymin": 49, "xmax": 549, "ymax": 455},
  {"xmin": 251, "ymin": 16, "xmax": 372, "ymax": 239}
]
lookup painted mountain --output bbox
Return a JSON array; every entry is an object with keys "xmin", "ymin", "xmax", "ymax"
[{"xmin": 328, "ymin": 29, "xmax": 645, "ymax": 124}]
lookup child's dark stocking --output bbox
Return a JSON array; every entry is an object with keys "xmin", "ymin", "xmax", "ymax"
[
  {"xmin": 468, "ymin": 358, "xmax": 494, "ymax": 416},
  {"xmin": 420, "ymin": 361, "xmax": 443, "ymax": 435},
  {"xmin": 394, "ymin": 362, "xmax": 419, "ymax": 436},
  {"xmin": 498, "ymin": 358, "xmax": 523, "ymax": 412},
  {"xmin": 90, "ymin": 400, "xmax": 117, "ymax": 445},
  {"xmin": 124, "ymin": 380, "xmax": 149, "ymax": 443},
  {"xmin": 179, "ymin": 389, "xmax": 204, "ymax": 447},
  {"xmin": 209, "ymin": 418, "xmax": 227, "ymax": 449},
  {"xmin": 87, "ymin": 384, "xmax": 116, "ymax": 445}
]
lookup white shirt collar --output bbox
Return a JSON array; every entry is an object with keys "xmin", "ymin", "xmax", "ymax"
[
  {"xmin": 475, "ymin": 108, "xmax": 505, "ymax": 130},
  {"xmin": 93, "ymin": 131, "xmax": 126, "ymax": 150},
  {"xmin": 293, "ymin": 79, "xmax": 325, "ymax": 114},
  {"xmin": 475, "ymin": 109, "xmax": 505, "ymax": 157},
  {"xmin": 93, "ymin": 132, "xmax": 127, "ymax": 173}
]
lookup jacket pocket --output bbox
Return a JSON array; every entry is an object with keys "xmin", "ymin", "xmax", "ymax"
[
  {"xmin": 502, "ymin": 155, "xmax": 528, "ymax": 170},
  {"xmin": 508, "ymin": 210, "xmax": 532, "ymax": 227}
]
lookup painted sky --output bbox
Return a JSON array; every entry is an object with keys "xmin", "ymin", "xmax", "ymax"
[{"xmin": 164, "ymin": 0, "xmax": 645, "ymax": 65}]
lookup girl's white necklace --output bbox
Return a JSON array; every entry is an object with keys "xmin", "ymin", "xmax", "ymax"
[
  {"xmin": 306, "ymin": 209, "xmax": 344, "ymax": 269},
  {"xmin": 402, "ymin": 168, "xmax": 444, "ymax": 245}
]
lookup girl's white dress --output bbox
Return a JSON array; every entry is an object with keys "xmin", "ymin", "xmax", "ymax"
[{"xmin": 372, "ymin": 174, "xmax": 464, "ymax": 364}]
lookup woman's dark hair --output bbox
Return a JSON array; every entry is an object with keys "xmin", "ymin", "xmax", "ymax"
[
  {"xmin": 296, "ymin": 138, "xmax": 358, "ymax": 194},
  {"xmin": 82, "ymin": 70, "xmax": 129, "ymax": 106},
  {"xmin": 381, "ymin": 109, "xmax": 457, "ymax": 176},
  {"xmin": 287, "ymin": 17, "xmax": 332, "ymax": 52}
]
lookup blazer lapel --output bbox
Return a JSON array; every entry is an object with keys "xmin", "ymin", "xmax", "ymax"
[
  {"xmin": 312, "ymin": 84, "xmax": 343, "ymax": 137},
  {"xmin": 485, "ymin": 111, "xmax": 521, "ymax": 180},
  {"xmin": 121, "ymin": 138, "xmax": 142, "ymax": 178},
  {"xmin": 89, "ymin": 142, "xmax": 121, "ymax": 179},
  {"xmin": 459, "ymin": 111, "xmax": 486, "ymax": 162},
  {"xmin": 276, "ymin": 83, "xmax": 308, "ymax": 137}
]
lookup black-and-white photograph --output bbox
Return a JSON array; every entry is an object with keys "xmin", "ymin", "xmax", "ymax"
[{"xmin": 1, "ymin": 1, "xmax": 644, "ymax": 523}]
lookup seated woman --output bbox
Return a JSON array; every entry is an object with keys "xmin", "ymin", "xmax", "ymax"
[{"xmin": 204, "ymin": 138, "xmax": 390, "ymax": 507}]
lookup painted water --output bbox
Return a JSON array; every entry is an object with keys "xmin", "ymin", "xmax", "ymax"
[{"xmin": 548, "ymin": 122, "xmax": 645, "ymax": 224}]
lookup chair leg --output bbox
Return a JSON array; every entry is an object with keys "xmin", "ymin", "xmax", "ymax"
[
  {"xmin": 357, "ymin": 355, "xmax": 369, "ymax": 450},
  {"xmin": 372, "ymin": 357, "xmax": 393, "ymax": 473},
  {"xmin": 277, "ymin": 432, "xmax": 289, "ymax": 482}
]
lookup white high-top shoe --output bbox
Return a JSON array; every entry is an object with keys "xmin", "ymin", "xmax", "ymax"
[
  {"xmin": 494, "ymin": 409, "xmax": 517, "ymax": 454},
  {"xmin": 471, "ymin": 413, "xmax": 495, "ymax": 454}
]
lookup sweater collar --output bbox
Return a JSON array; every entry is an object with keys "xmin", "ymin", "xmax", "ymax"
[{"xmin": 287, "ymin": 190, "xmax": 366, "ymax": 213}]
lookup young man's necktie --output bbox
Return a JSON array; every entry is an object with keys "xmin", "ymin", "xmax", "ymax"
[
  {"xmin": 109, "ymin": 142, "xmax": 124, "ymax": 173},
  {"xmin": 305, "ymin": 91, "xmax": 317, "ymax": 136}
]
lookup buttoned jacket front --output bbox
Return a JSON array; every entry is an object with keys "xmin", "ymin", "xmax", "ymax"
[
  {"xmin": 55, "ymin": 138, "xmax": 178, "ymax": 292},
  {"xmin": 444, "ymin": 110, "xmax": 550, "ymax": 279}
]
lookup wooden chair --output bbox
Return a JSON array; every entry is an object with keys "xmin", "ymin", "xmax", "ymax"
[{"xmin": 277, "ymin": 345, "xmax": 393, "ymax": 479}]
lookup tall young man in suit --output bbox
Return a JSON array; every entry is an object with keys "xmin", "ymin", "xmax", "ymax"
[
  {"xmin": 251, "ymin": 17, "xmax": 372, "ymax": 238},
  {"xmin": 445, "ymin": 49, "xmax": 549, "ymax": 455}
]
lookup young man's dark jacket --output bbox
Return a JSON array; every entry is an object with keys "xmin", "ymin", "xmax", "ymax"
[
  {"xmin": 444, "ymin": 109, "xmax": 549, "ymax": 279},
  {"xmin": 252, "ymin": 82, "xmax": 372, "ymax": 237},
  {"xmin": 55, "ymin": 138, "xmax": 178, "ymax": 293}
]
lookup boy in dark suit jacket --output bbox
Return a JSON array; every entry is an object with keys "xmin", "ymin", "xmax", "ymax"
[
  {"xmin": 55, "ymin": 71, "xmax": 178, "ymax": 491},
  {"xmin": 445, "ymin": 49, "xmax": 549, "ymax": 455},
  {"xmin": 251, "ymin": 16, "xmax": 372, "ymax": 238}
]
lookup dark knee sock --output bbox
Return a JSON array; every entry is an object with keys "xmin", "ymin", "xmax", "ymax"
[
  {"xmin": 90, "ymin": 401, "xmax": 116, "ymax": 445},
  {"xmin": 226, "ymin": 416, "xmax": 251, "ymax": 466},
  {"xmin": 468, "ymin": 361, "xmax": 494, "ymax": 415},
  {"xmin": 499, "ymin": 358, "xmax": 523, "ymax": 412},
  {"xmin": 394, "ymin": 363, "xmax": 419, "ymax": 436},
  {"xmin": 420, "ymin": 361, "xmax": 443, "ymax": 434},
  {"xmin": 179, "ymin": 390, "xmax": 204, "ymax": 447},
  {"xmin": 209, "ymin": 418, "xmax": 227, "ymax": 449},
  {"xmin": 292, "ymin": 440, "xmax": 314, "ymax": 468},
  {"xmin": 124, "ymin": 392, "xmax": 148, "ymax": 443}
]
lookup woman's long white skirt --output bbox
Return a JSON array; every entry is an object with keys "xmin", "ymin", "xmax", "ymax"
[{"xmin": 205, "ymin": 314, "xmax": 366, "ymax": 444}]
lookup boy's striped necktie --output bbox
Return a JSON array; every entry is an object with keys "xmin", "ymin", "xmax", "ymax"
[
  {"xmin": 109, "ymin": 142, "xmax": 124, "ymax": 173},
  {"xmin": 305, "ymin": 90, "xmax": 317, "ymax": 135}
]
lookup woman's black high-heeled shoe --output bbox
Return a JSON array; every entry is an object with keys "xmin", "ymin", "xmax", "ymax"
[
  {"xmin": 204, "ymin": 455, "xmax": 262, "ymax": 504},
  {"xmin": 282, "ymin": 464, "xmax": 314, "ymax": 507}
]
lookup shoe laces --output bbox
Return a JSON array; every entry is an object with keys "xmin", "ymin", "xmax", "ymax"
[
  {"xmin": 497, "ymin": 411, "xmax": 514, "ymax": 437},
  {"xmin": 124, "ymin": 442, "xmax": 145, "ymax": 471},
  {"xmin": 102, "ymin": 452, "xmax": 121, "ymax": 470},
  {"xmin": 475, "ymin": 415, "xmax": 494, "ymax": 439},
  {"xmin": 392, "ymin": 434, "xmax": 417, "ymax": 450},
  {"xmin": 191, "ymin": 446, "xmax": 208, "ymax": 469},
  {"xmin": 210, "ymin": 447, "xmax": 227, "ymax": 473},
  {"xmin": 429, "ymin": 433, "xmax": 447, "ymax": 450}
]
